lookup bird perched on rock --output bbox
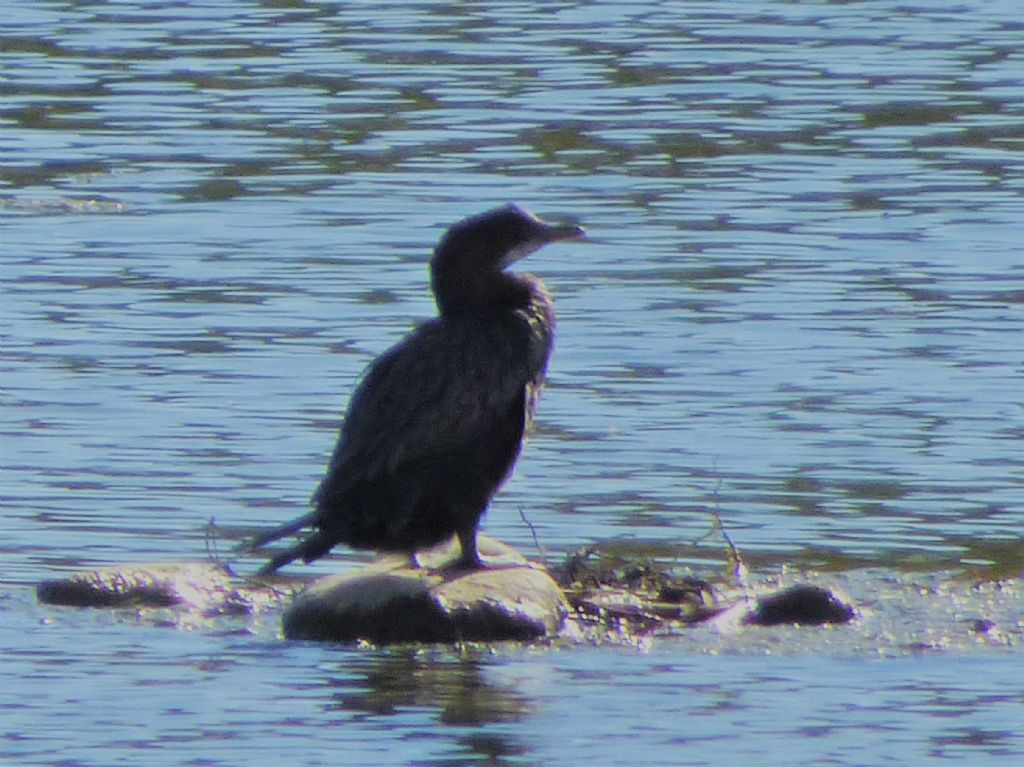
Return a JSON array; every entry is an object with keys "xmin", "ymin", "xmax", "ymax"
[{"xmin": 248, "ymin": 204, "xmax": 583, "ymax": 574}]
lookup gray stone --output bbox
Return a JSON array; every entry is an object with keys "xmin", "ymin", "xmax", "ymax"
[{"xmin": 281, "ymin": 536, "xmax": 567, "ymax": 643}]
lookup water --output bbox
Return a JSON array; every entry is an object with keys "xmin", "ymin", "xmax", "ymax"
[{"xmin": 2, "ymin": 1, "xmax": 1023, "ymax": 764}]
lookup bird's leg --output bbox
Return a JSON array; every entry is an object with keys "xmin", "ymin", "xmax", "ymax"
[{"xmin": 454, "ymin": 526, "xmax": 484, "ymax": 570}]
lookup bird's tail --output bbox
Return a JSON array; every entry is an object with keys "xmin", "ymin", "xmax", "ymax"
[
  {"xmin": 239, "ymin": 511, "xmax": 317, "ymax": 552},
  {"xmin": 253, "ymin": 529, "xmax": 334, "ymax": 576}
]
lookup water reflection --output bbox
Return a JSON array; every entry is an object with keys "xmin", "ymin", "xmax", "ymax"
[
  {"xmin": 323, "ymin": 649, "xmax": 533, "ymax": 765},
  {"xmin": 326, "ymin": 650, "xmax": 530, "ymax": 724}
]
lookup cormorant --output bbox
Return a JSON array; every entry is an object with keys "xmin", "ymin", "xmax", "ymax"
[{"xmin": 248, "ymin": 204, "xmax": 583, "ymax": 574}]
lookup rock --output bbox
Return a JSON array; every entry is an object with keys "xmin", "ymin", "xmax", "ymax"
[
  {"xmin": 280, "ymin": 536, "xmax": 567, "ymax": 643},
  {"xmin": 36, "ymin": 562, "xmax": 235, "ymax": 610},
  {"xmin": 743, "ymin": 584, "xmax": 855, "ymax": 626}
]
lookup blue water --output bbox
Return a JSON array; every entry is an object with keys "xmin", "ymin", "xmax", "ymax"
[
  {"xmin": 2, "ymin": 1, "xmax": 1023, "ymax": 764},
  {"xmin": 4, "ymin": 597, "xmax": 1023, "ymax": 766}
]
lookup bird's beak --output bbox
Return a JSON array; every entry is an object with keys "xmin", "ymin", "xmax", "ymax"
[
  {"xmin": 502, "ymin": 218, "xmax": 586, "ymax": 268},
  {"xmin": 541, "ymin": 222, "xmax": 586, "ymax": 243}
]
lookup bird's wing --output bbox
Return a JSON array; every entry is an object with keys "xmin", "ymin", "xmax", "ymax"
[{"xmin": 318, "ymin": 315, "xmax": 548, "ymax": 493}]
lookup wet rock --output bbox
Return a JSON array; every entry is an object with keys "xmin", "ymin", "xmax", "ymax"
[
  {"xmin": 36, "ymin": 562, "xmax": 235, "ymax": 610},
  {"xmin": 281, "ymin": 536, "xmax": 567, "ymax": 644},
  {"xmin": 744, "ymin": 584, "xmax": 855, "ymax": 626}
]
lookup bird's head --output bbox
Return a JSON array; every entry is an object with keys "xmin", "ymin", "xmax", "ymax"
[
  {"xmin": 434, "ymin": 203, "xmax": 584, "ymax": 273},
  {"xmin": 430, "ymin": 204, "xmax": 583, "ymax": 316}
]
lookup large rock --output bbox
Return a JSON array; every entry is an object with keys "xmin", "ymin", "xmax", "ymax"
[{"xmin": 281, "ymin": 536, "xmax": 567, "ymax": 643}]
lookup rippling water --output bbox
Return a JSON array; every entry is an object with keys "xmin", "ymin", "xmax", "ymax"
[{"xmin": 3, "ymin": 1, "xmax": 1023, "ymax": 765}]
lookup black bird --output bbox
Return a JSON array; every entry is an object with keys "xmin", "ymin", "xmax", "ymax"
[{"xmin": 249, "ymin": 204, "xmax": 583, "ymax": 574}]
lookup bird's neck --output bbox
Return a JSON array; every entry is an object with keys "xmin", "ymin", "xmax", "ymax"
[{"xmin": 431, "ymin": 263, "xmax": 532, "ymax": 318}]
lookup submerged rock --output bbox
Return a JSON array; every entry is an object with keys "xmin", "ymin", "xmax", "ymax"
[
  {"xmin": 35, "ymin": 561, "xmax": 304, "ymax": 618},
  {"xmin": 744, "ymin": 584, "xmax": 855, "ymax": 627},
  {"xmin": 280, "ymin": 536, "xmax": 567, "ymax": 643},
  {"xmin": 36, "ymin": 562, "xmax": 235, "ymax": 610}
]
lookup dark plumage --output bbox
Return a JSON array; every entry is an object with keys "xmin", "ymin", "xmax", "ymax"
[{"xmin": 249, "ymin": 204, "xmax": 583, "ymax": 574}]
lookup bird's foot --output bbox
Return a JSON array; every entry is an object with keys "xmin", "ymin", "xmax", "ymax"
[{"xmin": 441, "ymin": 553, "xmax": 486, "ymax": 574}]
